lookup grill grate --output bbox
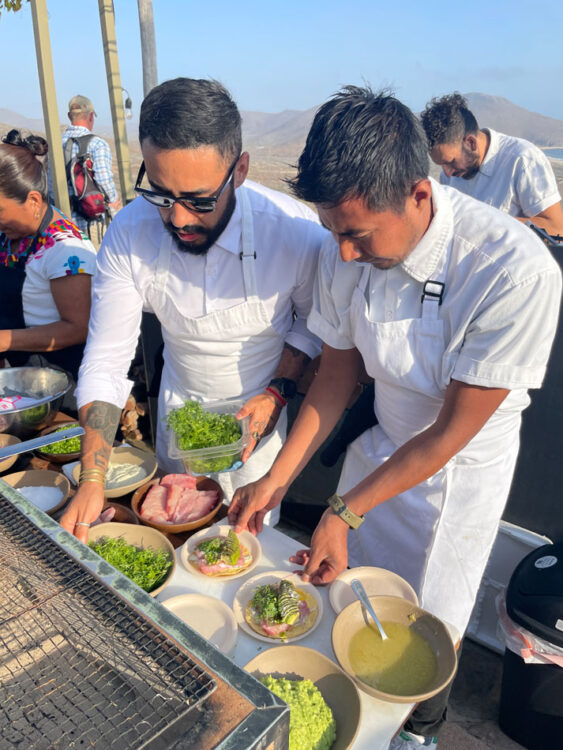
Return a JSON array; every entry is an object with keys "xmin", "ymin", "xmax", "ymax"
[{"xmin": 0, "ymin": 496, "xmax": 216, "ymax": 749}]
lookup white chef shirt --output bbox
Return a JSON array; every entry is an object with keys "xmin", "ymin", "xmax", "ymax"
[
  {"xmin": 309, "ymin": 180, "xmax": 561, "ymax": 396},
  {"xmin": 76, "ymin": 180, "xmax": 326, "ymax": 409},
  {"xmin": 440, "ymin": 129, "xmax": 561, "ymax": 218}
]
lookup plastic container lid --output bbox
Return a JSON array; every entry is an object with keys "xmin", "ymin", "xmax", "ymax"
[
  {"xmin": 167, "ymin": 398, "xmax": 250, "ymax": 475},
  {"xmin": 506, "ymin": 541, "xmax": 563, "ymax": 648}
]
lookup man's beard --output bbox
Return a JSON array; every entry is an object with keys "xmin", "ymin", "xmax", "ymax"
[
  {"xmin": 163, "ymin": 186, "xmax": 236, "ymax": 255},
  {"xmin": 460, "ymin": 149, "xmax": 481, "ymax": 180}
]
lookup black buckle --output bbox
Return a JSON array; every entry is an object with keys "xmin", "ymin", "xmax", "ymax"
[
  {"xmin": 421, "ymin": 280, "xmax": 444, "ymax": 305},
  {"xmin": 239, "ymin": 251, "xmax": 257, "ymax": 260}
]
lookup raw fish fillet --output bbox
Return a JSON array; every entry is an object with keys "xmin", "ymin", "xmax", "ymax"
[
  {"xmin": 161, "ymin": 474, "xmax": 198, "ymax": 489},
  {"xmin": 196, "ymin": 548, "xmax": 248, "ymax": 576},
  {"xmin": 140, "ymin": 485, "xmax": 169, "ymax": 523},
  {"xmin": 165, "ymin": 484, "xmax": 182, "ymax": 519},
  {"xmin": 172, "ymin": 489, "xmax": 218, "ymax": 524}
]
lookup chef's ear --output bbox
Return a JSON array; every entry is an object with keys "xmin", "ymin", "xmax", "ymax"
[
  {"xmin": 410, "ymin": 179, "xmax": 432, "ymax": 208},
  {"xmin": 463, "ymin": 134, "xmax": 478, "ymax": 153},
  {"xmin": 234, "ymin": 151, "xmax": 250, "ymax": 188}
]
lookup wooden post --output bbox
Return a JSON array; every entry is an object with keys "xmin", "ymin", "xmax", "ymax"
[
  {"xmin": 30, "ymin": 0, "xmax": 71, "ymax": 216},
  {"xmin": 98, "ymin": 0, "xmax": 133, "ymax": 204},
  {"xmin": 137, "ymin": 0, "xmax": 158, "ymax": 97}
]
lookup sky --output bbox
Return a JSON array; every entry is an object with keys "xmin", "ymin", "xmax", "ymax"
[{"xmin": 1, "ymin": 0, "xmax": 563, "ymax": 127}]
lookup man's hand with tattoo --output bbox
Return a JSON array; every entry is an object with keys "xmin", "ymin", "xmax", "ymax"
[
  {"xmin": 60, "ymin": 400, "xmax": 121, "ymax": 543},
  {"xmin": 238, "ymin": 343, "xmax": 310, "ymax": 462}
]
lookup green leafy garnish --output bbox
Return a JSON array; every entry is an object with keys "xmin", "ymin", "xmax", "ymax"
[
  {"xmin": 197, "ymin": 530, "xmax": 241, "ymax": 565},
  {"xmin": 41, "ymin": 424, "xmax": 82, "ymax": 454},
  {"xmin": 197, "ymin": 536, "xmax": 224, "ymax": 565},
  {"xmin": 251, "ymin": 584, "xmax": 281, "ymax": 622},
  {"xmin": 88, "ymin": 536, "xmax": 172, "ymax": 592},
  {"xmin": 167, "ymin": 400, "xmax": 241, "ymax": 450},
  {"xmin": 167, "ymin": 400, "xmax": 243, "ymax": 473}
]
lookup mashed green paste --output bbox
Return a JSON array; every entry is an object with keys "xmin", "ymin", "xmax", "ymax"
[{"xmin": 261, "ymin": 676, "xmax": 336, "ymax": 750}]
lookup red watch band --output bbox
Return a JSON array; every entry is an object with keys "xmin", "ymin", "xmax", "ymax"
[{"xmin": 265, "ymin": 386, "xmax": 287, "ymax": 407}]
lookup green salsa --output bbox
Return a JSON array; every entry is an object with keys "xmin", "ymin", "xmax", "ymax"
[
  {"xmin": 349, "ymin": 621, "xmax": 437, "ymax": 695},
  {"xmin": 260, "ymin": 676, "xmax": 336, "ymax": 750}
]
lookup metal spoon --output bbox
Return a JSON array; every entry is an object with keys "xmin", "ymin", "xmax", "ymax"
[{"xmin": 350, "ymin": 578, "xmax": 389, "ymax": 641}]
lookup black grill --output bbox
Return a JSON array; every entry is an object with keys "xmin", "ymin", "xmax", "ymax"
[{"xmin": 0, "ymin": 496, "xmax": 216, "ymax": 749}]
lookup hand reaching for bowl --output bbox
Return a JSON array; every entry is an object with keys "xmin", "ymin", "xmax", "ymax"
[
  {"xmin": 59, "ymin": 482, "xmax": 107, "ymax": 543},
  {"xmin": 290, "ymin": 508, "xmax": 349, "ymax": 585}
]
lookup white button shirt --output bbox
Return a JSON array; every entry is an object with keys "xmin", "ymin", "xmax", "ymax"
[
  {"xmin": 309, "ymin": 180, "xmax": 561, "ymax": 398},
  {"xmin": 440, "ymin": 129, "xmax": 561, "ymax": 218},
  {"xmin": 76, "ymin": 180, "xmax": 327, "ymax": 409}
]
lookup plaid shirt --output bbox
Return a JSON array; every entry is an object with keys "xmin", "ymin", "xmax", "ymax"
[{"xmin": 50, "ymin": 125, "xmax": 118, "ymax": 231}]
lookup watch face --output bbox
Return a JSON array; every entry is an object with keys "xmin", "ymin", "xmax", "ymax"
[{"xmin": 269, "ymin": 378, "xmax": 297, "ymax": 399}]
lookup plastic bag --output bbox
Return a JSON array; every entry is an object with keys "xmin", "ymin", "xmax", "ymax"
[{"xmin": 496, "ymin": 591, "xmax": 563, "ymax": 667}]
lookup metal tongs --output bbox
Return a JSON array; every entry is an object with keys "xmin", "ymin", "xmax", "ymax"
[
  {"xmin": 0, "ymin": 426, "xmax": 85, "ymax": 460},
  {"xmin": 351, "ymin": 578, "xmax": 389, "ymax": 640}
]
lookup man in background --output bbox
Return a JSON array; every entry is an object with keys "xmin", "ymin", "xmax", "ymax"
[
  {"xmin": 61, "ymin": 95, "xmax": 120, "ymax": 238},
  {"xmin": 421, "ymin": 93, "xmax": 563, "ymax": 235}
]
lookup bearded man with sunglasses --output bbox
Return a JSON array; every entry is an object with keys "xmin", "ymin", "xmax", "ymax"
[{"xmin": 61, "ymin": 77, "xmax": 326, "ymax": 539}]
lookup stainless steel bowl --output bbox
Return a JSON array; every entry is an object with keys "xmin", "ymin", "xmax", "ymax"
[{"xmin": 0, "ymin": 367, "xmax": 72, "ymax": 438}]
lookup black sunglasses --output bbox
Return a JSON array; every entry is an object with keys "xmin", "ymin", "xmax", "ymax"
[{"xmin": 134, "ymin": 155, "xmax": 240, "ymax": 214}]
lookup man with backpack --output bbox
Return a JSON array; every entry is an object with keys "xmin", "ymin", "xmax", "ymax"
[{"xmin": 61, "ymin": 95, "xmax": 120, "ymax": 239}]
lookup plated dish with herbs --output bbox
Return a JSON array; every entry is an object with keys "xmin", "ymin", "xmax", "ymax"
[
  {"xmin": 233, "ymin": 571, "xmax": 322, "ymax": 643},
  {"xmin": 181, "ymin": 523, "xmax": 261, "ymax": 580}
]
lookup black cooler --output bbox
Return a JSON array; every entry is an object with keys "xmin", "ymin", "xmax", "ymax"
[{"xmin": 499, "ymin": 541, "xmax": 563, "ymax": 749}]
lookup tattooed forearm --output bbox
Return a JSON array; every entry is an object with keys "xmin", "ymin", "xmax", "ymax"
[
  {"xmin": 84, "ymin": 401, "xmax": 121, "ymax": 444},
  {"xmin": 79, "ymin": 400, "xmax": 122, "ymax": 471}
]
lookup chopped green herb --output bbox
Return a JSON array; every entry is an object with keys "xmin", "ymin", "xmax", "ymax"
[
  {"xmin": 197, "ymin": 536, "xmax": 224, "ymax": 565},
  {"xmin": 167, "ymin": 400, "xmax": 243, "ymax": 473},
  {"xmin": 41, "ymin": 424, "xmax": 82, "ymax": 454},
  {"xmin": 88, "ymin": 536, "xmax": 172, "ymax": 592},
  {"xmin": 197, "ymin": 529, "xmax": 241, "ymax": 565},
  {"xmin": 167, "ymin": 400, "xmax": 241, "ymax": 449},
  {"xmin": 251, "ymin": 584, "xmax": 281, "ymax": 623}
]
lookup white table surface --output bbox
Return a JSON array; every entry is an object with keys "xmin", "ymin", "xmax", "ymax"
[{"xmin": 157, "ymin": 520, "xmax": 412, "ymax": 750}]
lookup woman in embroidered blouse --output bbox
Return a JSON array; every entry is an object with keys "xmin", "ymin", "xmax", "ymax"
[{"xmin": 0, "ymin": 130, "xmax": 96, "ymax": 379}]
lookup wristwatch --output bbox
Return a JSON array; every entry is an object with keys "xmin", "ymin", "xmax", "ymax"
[
  {"xmin": 267, "ymin": 377, "xmax": 297, "ymax": 400},
  {"xmin": 327, "ymin": 493, "xmax": 365, "ymax": 529}
]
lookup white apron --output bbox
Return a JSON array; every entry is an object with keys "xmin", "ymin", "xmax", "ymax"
[
  {"xmin": 338, "ymin": 236, "xmax": 522, "ymax": 634},
  {"xmin": 145, "ymin": 189, "xmax": 286, "ymax": 523}
]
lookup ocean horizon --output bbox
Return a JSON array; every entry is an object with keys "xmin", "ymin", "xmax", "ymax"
[{"xmin": 542, "ymin": 147, "xmax": 563, "ymax": 160}]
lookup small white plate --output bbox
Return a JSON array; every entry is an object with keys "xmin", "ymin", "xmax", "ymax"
[
  {"xmin": 233, "ymin": 570, "xmax": 323, "ymax": 644},
  {"xmin": 162, "ymin": 593, "xmax": 237, "ymax": 656},
  {"xmin": 180, "ymin": 524, "xmax": 261, "ymax": 580},
  {"xmin": 329, "ymin": 566, "xmax": 418, "ymax": 614}
]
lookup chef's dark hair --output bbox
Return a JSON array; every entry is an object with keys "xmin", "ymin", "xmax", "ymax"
[
  {"xmin": 420, "ymin": 93, "xmax": 479, "ymax": 150},
  {"xmin": 139, "ymin": 77, "xmax": 242, "ymax": 162},
  {"xmin": 290, "ymin": 86, "xmax": 429, "ymax": 213},
  {"xmin": 0, "ymin": 129, "xmax": 49, "ymax": 202}
]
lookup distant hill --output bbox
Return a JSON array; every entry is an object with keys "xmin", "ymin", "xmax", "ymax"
[
  {"xmin": 463, "ymin": 94, "xmax": 563, "ymax": 147},
  {"xmin": 2, "ymin": 94, "xmax": 562, "ymax": 196}
]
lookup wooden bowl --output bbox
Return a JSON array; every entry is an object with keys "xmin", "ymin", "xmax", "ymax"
[
  {"xmin": 0, "ymin": 433, "xmax": 22, "ymax": 474},
  {"xmin": 102, "ymin": 501, "xmax": 139, "ymax": 525},
  {"xmin": 245, "ymin": 646, "xmax": 361, "ymax": 750},
  {"xmin": 87, "ymin": 522, "xmax": 176, "ymax": 597},
  {"xmin": 331, "ymin": 595, "xmax": 457, "ymax": 704},
  {"xmin": 2, "ymin": 469, "xmax": 70, "ymax": 515},
  {"xmin": 131, "ymin": 476, "xmax": 223, "ymax": 533},
  {"xmin": 36, "ymin": 421, "xmax": 82, "ymax": 463}
]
